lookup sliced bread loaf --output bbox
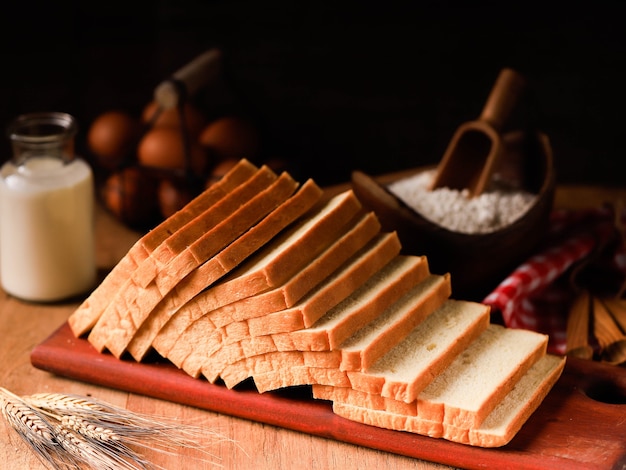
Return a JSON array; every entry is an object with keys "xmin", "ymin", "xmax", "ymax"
[{"xmin": 69, "ymin": 158, "xmax": 564, "ymax": 449}]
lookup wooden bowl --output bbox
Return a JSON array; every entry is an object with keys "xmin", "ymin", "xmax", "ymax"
[{"xmin": 351, "ymin": 130, "xmax": 555, "ymax": 300}]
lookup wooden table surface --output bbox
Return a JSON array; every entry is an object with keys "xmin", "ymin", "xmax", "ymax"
[{"xmin": 1, "ymin": 183, "xmax": 625, "ymax": 470}]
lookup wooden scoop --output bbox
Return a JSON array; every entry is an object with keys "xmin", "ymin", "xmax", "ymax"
[{"xmin": 430, "ymin": 68, "xmax": 526, "ymax": 197}]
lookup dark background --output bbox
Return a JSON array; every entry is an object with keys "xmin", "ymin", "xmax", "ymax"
[{"xmin": 1, "ymin": 1, "xmax": 625, "ymax": 187}]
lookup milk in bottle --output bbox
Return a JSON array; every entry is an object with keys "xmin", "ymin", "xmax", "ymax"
[{"xmin": 0, "ymin": 112, "xmax": 96, "ymax": 302}]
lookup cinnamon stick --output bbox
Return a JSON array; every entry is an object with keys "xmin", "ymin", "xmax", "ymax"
[
  {"xmin": 594, "ymin": 297, "xmax": 626, "ymax": 365},
  {"xmin": 565, "ymin": 290, "xmax": 593, "ymax": 359},
  {"xmin": 603, "ymin": 298, "xmax": 626, "ymax": 332}
]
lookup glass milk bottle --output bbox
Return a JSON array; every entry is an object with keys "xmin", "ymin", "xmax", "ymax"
[{"xmin": 0, "ymin": 112, "xmax": 96, "ymax": 302}]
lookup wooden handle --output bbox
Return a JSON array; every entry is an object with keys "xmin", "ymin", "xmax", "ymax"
[
  {"xmin": 479, "ymin": 68, "xmax": 526, "ymax": 130},
  {"xmin": 154, "ymin": 48, "xmax": 222, "ymax": 109}
]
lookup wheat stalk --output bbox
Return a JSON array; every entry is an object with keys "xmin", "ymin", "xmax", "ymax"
[
  {"xmin": 1, "ymin": 387, "xmax": 235, "ymax": 469},
  {"xmin": 0, "ymin": 388, "xmax": 77, "ymax": 469},
  {"xmin": 25, "ymin": 392, "xmax": 233, "ymax": 455}
]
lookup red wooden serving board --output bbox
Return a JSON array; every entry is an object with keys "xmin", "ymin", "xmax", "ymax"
[{"xmin": 31, "ymin": 322, "xmax": 626, "ymax": 470}]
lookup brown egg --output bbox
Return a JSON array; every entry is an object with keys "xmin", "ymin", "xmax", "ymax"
[
  {"xmin": 141, "ymin": 101, "xmax": 206, "ymax": 137},
  {"xmin": 205, "ymin": 157, "xmax": 240, "ymax": 189},
  {"xmin": 100, "ymin": 167, "xmax": 160, "ymax": 229},
  {"xmin": 137, "ymin": 127, "xmax": 208, "ymax": 175},
  {"xmin": 158, "ymin": 178, "xmax": 197, "ymax": 218},
  {"xmin": 198, "ymin": 116, "xmax": 260, "ymax": 161},
  {"xmin": 87, "ymin": 110, "xmax": 141, "ymax": 169}
]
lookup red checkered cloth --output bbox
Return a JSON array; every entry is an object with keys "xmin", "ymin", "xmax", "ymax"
[{"xmin": 483, "ymin": 207, "xmax": 625, "ymax": 354}]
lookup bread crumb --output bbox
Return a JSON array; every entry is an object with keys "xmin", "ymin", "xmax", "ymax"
[{"xmin": 387, "ymin": 169, "xmax": 536, "ymax": 234}]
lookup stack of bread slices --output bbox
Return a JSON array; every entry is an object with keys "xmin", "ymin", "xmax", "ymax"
[{"xmin": 69, "ymin": 159, "xmax": 565, "ymax": 448}]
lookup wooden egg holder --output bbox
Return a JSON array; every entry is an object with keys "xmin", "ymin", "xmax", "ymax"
[{"xmin": 93, "ymin": 49, "xmax": 234, "ymax": 230}]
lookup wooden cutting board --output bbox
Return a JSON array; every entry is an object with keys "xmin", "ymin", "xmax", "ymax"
[{"xmin": 31, "ymin": 322, "xmax": 626, "ymax": 470}]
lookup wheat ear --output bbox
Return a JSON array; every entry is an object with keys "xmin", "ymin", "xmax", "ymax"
[
  {"xmin": 0, "ymin": 387, "xmax": 77, "ymax": 469},
  {"xmin": 1, "ymin": 388, "xmax": 237, "ymax": 469},
  {"xmin": 25, "ymin": 392, "xmax": 233, "ymax": 455}
]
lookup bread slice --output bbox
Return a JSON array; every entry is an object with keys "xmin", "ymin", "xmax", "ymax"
[
  {"xmin": 171, "ymin": 229, "xmax": 400, "ymax": 378},
  {"xmin": 417, "ymin": 324, "xmax": 548, "ymax": 429},
  {"xmin": 465, "ymin": 354, "xmax": 565, "ymax": 447},
  {"xmin": 126, "ymin": 179, "xmax": 323, "ymax": 361},
  {"xmin": 269, "ymin": 255, "xmax": 430, "ymax": 351},
  {"xmin": 346, "ymin": 299, "xmax": 490, "ymax": 402},
  {"xmin": 86, "ymin": 165, "xmax": 280, "ymax": 353},
  {"xmin": 67, "ymin": 158, "xmax": 258, "ymax": 336},
  {"xmin": 339, "ymin": 273, "xmax": 452, "ymax": 371},
  {"xmin": 151, "ymin": 210, "xmax": 383, "ymax": 363},
  {"xmin": 328, "ymin": 354, "xmax": 565, "ymax": 447},
  {"xmin": 185, "ymin": 190, "xmax": 363, "ymax": 316},
  {"xmin": 90, "ymin": 170, "xmax": 298, "ymax": 357}
]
